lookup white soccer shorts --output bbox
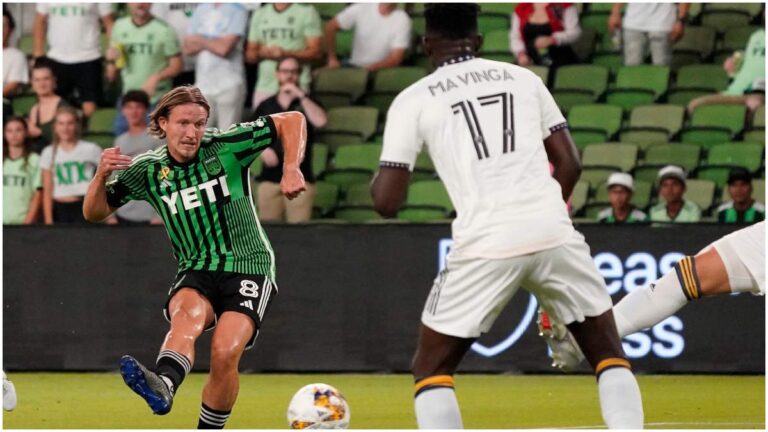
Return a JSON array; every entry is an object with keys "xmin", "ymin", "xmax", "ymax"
[
  {"xmin": 711, "ymin": 221, "xmax": 765, "ymax": 295},
  {"xmin": 422, "ymin": 231, "xmax": 613, "ymax": 338}
]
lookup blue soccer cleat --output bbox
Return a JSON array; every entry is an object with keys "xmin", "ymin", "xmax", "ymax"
[{"xmin": 120, "ymin": 355, "xmax": 173, "ymax": 415}]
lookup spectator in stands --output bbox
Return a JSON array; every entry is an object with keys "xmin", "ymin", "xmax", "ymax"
[
  {"xmin": 609, "ymin": 3, "xmax": 689, "ymax": 66},
  {"xmin": 245, "ymin": 3, "xmax": 322, "ymax": 109},
  {"xmin": 40, "ymin": 106, "xmax": 103, "ymax": 224},
  {"xmin": 27, "ymin": 59, "xmax": 69, "ymax": 153},
  {"xmin": 716, "ymin": 168, "xmax": 765, "ymax": 224},
  {"xmin": 151, "ymin": 3, "xmax": 199, "ymax": 87},
  {"xmin": 251, "ymin": 56, "xmax": 325, "ymax": 223},
  {"xmin": 649, "ymin": 165, "xmax": 701, "ymax": 223},
  {"xmin": 3, "ymin": 10, "xmax": 29, "ymax": 113},
  {"xmin": 687, "ymin": 28, "xmax": 765, "ymax": 115},
  {"xmin": 511, "ymin": 3, "xmax": 581, "ymax": 69},
  {"xmin": 324, "ymin": 3, "xmax": 412, "ymax": 71},
  {"xmin": 597, "ymin": 172, "xmax": 647, "ymax": 224},
  {"xmin": 113, "ymin": 90, "xmax": 162, "ymax": 225},
  {"xmin": 3, "ymin": 117, "xmax": 42, "ymax": 225},
  {"xmin": 107, "ymin": 3, "xmax": 182, "ymax": 135},
  {"xmin": 33, "ymin": 3, "xmax": 113, "ymax": 118},
  {"xmin": 184, "ymin": 3, "xmax": 248, "ymax": 130}
]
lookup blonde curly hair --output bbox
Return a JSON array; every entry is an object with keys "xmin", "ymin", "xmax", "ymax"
[{"xmin": 148, "ymin": 85, "xmax": 210, "ymax": 139}]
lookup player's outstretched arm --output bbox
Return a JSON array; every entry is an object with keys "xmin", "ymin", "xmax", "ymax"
[
  {"xmin": 544, "ymin": 129, "xmax": 582, "ymax": 202},
  {"xmin": 271, "ymin": 111, "xmax": 308, "ymax": 200},
  {"xmin": 83, "ymin": 148, "xmax": 132, "ymax": 222}
]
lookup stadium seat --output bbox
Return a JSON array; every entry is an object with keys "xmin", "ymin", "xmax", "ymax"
[
  {"xmin": 321, "ymin": 144, "xmax": 382, "ymax": 188},
  {"xmin": 719, "ymin": 26, "xmax": 761, "ymax": 57},
  {"xmin": 568, "ymin": 104, "xmax": 624, "ymax": 150},
  {"xmin": 579, "ymin": 12, "xmax": 610, "ymax": 40},
  {"xmin": 606, "ymin": 65, "xmax": 670, "ymax": 111},
  {"xmin": 680, "ymin": 104, "xmax": 747, "ymax": 149},
  {"xmin": 525, "ymin": 65, "xmax": 550, "ymax": 84},
  {"xmin": 18, "ymin": 34, "xmax": 34, "ymax": 56},
  {"xmin": 569, "ymin": 180, "xmax": 590, "ymax": 216},
  {"xmin": 312, "ymin": 181, "xmax": 340, "ymax": 218},
  {"xmin": 591, "ymin": 51, "xmax": 623, "ymax": 75},
  {"xmin": 619, "ymin": 104, "xmax": 685, "ymax": 148},
  {"xmin": 413, "ymin": 151, "xmax": 437, "ymax": 181},
  {"xmin": 312, "ymin": 143, "xmax": 329, "ymax": 178},
  {"xmin": 478, "ymin": 3, "xmax": 514, "ymax": 15},
  {"xmin": 571, "ymin": 28, "xmax": 597, "ymax": 62},
  {"xmin": 673, "ymin": 64, "xmax": 730, "ymax": 93},
  {"xmin": 83, "ymin": 133, "xmax": 115, "ymax": 150},
  {"xmin": 478, "ymin": 14, "xmax": 510, "ymax": 34},
  {"xmin": 743, "ymin": 129, "xmax": 765, "ymax": 144},
  {"xmin": 632, "ymin": 165, "xmax": 663, "ymax": 184},
  {"xmin": 684, "ymin": 179, "xmax": 717, "ymax": 213},
  {"xmin": 552, "ymin": 65, "xmax": 609, "ymax": 112},
  {"xmin": 88, "ymin": 108, "xmax": 117, "ymax": 134},
  {"xmin": 751, "ymin": 105, "xmax": 765, "ymax": 128},
  {"xmin": 313, "ymin": 68, "xmax": 369, "ymax": 109},
  {"xmin": 671, "ymin": 26, "xmax": 716, "ymax": 66},
  {"xmin": 700, "ymin": 9, "xmax": 752, "ymax": 34},
  {"xmin": 314, "ymin": 2, "xmax": 346, "ymax": 19},
  {"xmin": 640, "ymin": 143, "xmax": 702, "ymax": 173},
  {"xmin": 595, "ymin": 179, "xmax": 652, "ymax": 210},
  {"xmin": 333, "ymin": 206, "xmax": 382, "ymax": 223},
  {"xmin": 335, "ymin": 30, "xmax": 354, "ymax": 58},
  {"xmin": 582, "ymin": 143, "xmax": 638, "ymax": 172},
  {"xmin": 580, "ymin": 168, "xmax": 619, "ymax": 188},
  {"xmin": 316, "ymin": 107, "xmax": 379, "ymax": 150},
  {"xmin": 342, "ymin": 182, "xmax": 374, "ymax": 207},
  {"xmin": 365, "ymin": 67, "xmax": 428, "ymax": 116},
  {"xmin": 10, "ymin": 94, "xmax": 36, "ymax": 117},
  {"xmin": 398, "ymin": 180, "xmax": 452, "ymax": 222},
  {"xmin": 705, "ymin": 2, "xmax": 764, "ymax": 19},
  {"xmin": 481, "ymin": 29, "xmax": 511, "ymax": 54},
  {"xmin": 703, "ymin": 142, "xmax": 764, "ymax": 173}
]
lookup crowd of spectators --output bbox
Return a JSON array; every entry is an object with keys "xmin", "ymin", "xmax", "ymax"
[{"xmin": 2, "ymin": 2, "xmax": 765, "ymax": 226}]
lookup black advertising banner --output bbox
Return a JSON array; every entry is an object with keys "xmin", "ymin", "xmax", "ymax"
[{"xmin": 2, "ymin": 224, "xmax": 764, "ymax": 373}]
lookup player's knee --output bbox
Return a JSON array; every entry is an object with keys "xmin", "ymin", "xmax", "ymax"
[
  {"xmin": 410, "ymin": 352, "xmax": 457, "ymax": 380},
  {"xmin": 210, "ymin": 340, "xmax": 243, "ymax": 370},
  {"xmin": 170, "ymin": 307, "xmax": 209, "ymax": 334}
]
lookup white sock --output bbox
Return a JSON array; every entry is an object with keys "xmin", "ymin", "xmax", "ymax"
[
  {"xmin": 598, "ymin": 367, "xmax": 644, "ymax": 429},
  {"xmin": 414, "ymin": 387, "xmax": 463, "ymax": 429},
  {"xmin": 614, "ymin": 269, "xmax": 690, "ymax": 337}
]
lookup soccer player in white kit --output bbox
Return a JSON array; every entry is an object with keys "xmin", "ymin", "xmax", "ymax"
[
  {"xmin": 371, "ymin": 4, "xmax": 643, "ymax": 429},
  {"xmin": 543, "ymin": 222, "xmax": 766, "ymax": 371}
]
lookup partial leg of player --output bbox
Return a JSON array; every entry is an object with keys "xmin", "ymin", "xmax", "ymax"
[{"xmin": 3, "ymin": 370, "xmax": 17, "ymax": 411}]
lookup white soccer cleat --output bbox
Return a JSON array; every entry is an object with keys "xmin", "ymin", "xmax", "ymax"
[
  {"xmin": 3, "ymin": 371, "xmax": 17, "ymax": 411},
  {"xmin": 537, "ymin": 309, "xmax": 585, "ymax": 372}
]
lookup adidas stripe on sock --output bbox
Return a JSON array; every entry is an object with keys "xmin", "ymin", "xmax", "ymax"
[
  {"xmin": 198, "ymin": 403, "xmax": 231, "ymax": 429},
  {"xmin": 156, "ymin": 350, "xmax": 191, "ymax": 394}
]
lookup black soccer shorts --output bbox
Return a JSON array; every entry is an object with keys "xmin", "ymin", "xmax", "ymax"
[{"xmin": 163, "ymin": 270, "xmax": 278, "ymax": 350}]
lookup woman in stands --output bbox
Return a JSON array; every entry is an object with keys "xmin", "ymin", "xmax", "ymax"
[
  {"xmin": 3, "ymin": 116, "xmax": 42, "ymax": 224},
  {"xmin": 40, "ymin": 106, "xmax": 103, "ymax": 224},
  {"xmin": 511, "ymin": 3, "xmax": 581, "ymax": 73},
  {"xmin": 27, "ymin": 58, "xmax": 69, "ymax": 153}
]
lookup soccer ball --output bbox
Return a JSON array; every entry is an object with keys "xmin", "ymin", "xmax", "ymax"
[{"xmin": 287, "ymin": 383, "xmax": 350, "ymax": 429}]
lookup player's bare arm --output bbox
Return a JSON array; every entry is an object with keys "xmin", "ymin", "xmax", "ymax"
[
  {"xmin": 544, "ymin": 129, "xmax": 582, "ymax": 201},
  {"xmin": 371, "ymin": 167, "xmax": 411, "ymax": 218},
  {"xmin": 82, "ymin": 148, "xmax": 132, "ymax": 222},
  {"xmin": 271, "ymin": 111, "xmax": 308, "ymax": 200}
]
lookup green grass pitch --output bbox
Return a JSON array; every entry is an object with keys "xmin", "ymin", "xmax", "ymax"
[{"xmin": 2, "ymin": 373, "xmax": 764, "ymax": 429}]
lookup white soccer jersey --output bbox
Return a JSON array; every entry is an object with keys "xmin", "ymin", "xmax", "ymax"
[{"xmin": 381, "ymin": 57, "xmax": 574, "ymax": 258}]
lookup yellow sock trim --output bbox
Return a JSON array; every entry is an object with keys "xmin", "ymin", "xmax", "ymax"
[
  {"xmin": 414, "ymin": 375, "xmax": 454, "ymax": 394},
  {"xmin": 595, "ymin": 358, "xmax": 631, "ymax": 376}
]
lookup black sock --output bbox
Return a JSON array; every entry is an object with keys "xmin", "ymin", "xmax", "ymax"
[
  {"xmin": 198, "ymin": 403, "xmax": 231, "ymax": 429},
  {"xmin": 155, "ymin": 350, "xmax": 190, "ymax": 395}
]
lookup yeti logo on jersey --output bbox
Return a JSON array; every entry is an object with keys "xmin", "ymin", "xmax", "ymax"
[
  {"xmin": 203, "ymin": 156, "xmax": 222, "ymax": 176},
  {"xmin": 160, "ymin": 175, "xmax": 231, "ymax": 215}
]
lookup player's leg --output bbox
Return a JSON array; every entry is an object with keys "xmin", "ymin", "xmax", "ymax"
[
  {"xmin": 413, "ymin": 255, "xmax": 527, "ymax": 428},
  {"xmin": 197, "ymin": 312, "xmax": 254, "ymax": 429},
  {"xmin": 411, "ymin": 324, "xmax": 475, "ymax": 429},
  {"xmin": 531, "ymin": 232, "xmax": 643, "ymax": 428},
  {"xmin": 3, "ymin": 371, "xmax": 17, "ymax": 411},
  {"xmin": 121, "ymin": 286, "xmax": 214, "ymax": 415}
]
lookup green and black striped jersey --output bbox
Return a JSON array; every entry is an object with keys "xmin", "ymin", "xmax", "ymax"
[{"xmin": 106, "ymin": 116, "xmax": 277, "ymax": 279}]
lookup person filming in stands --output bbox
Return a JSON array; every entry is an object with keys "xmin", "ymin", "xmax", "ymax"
[{"xmin": 83, "ymin": 85, "xmax": 307, "ymax": 428}]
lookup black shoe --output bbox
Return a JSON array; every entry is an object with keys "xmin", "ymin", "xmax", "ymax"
[{"xmin": 119, "ymin": 355, "xmax": 173, "ymax": 415}]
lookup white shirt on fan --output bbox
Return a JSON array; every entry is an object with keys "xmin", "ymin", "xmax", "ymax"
[
  {"xmin": 335, "ymin": 4, "xmax": 411, "ymax": 68},
  {"xmin": 39, "ymin": 140, "xmax": 102, "ymax": 199},
  {"xmin": 36, "ymin": 3, "xmax": 112, "ymax": 64},
  {"xmin": 151, "ymin": 3, "xmax": 198, "ymax": 72},
  {"xmin": 622, "ymin": 3, "xmax": 677, "ymax": 33},
  {"xmin": 3, "ymin": 47, "xmax": 29, "ymax": 87},
  {"xmin": 380, "ymin": 57, "xmax": 573, "ymax": 259}
]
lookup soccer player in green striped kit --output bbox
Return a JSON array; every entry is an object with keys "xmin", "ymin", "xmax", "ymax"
[{"xmin": 83, "ymin": 85, "xmax": 307, "ymax": 428}]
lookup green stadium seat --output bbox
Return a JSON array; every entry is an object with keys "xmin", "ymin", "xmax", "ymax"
[
  {"xmin": 411, "ymin": 15, "xmax": 426, "ymax": 36},
  {"xmin": 525, "ymin": 65, "xmax": 549, "ymax": 84},
  {"xmin": 481, "ymin": 29, "xmax": 511, "ymax": 54},
  {"xmin": 314, "ymin": 2, "xmax": 346, "ymax": 19},
  {"xmin": 83, "ymin": 133, "xmax": 115, "ymax": 149},
  {"xmin": 673, "ymin": 64, "xmax": 730, "ymax": 93},
  {"xmin": 88, "ymin": 108, "xmax": 117, "ymax": 134},
  {"xmin": 313, "ymin": 68, "xmax": 369, "ymax": 109},
  {"xmin": 10, "ymin": 94, "xmax": 36, "ymax": 117},
  {"xmin": 591, "ymin": 51, "xmax": 623, "ymax": 75},
  {"xmin": 720, "ymin": 26, "xmax": 761, "ymax": 55},
  {"xmin": 569, "ymin": 180, "xmax": 590, "ymax": 216},
  {"xmin": 366, "ymin": 67, "xmax": 427, "ymax": 116},
  {"xmin": 751, "ymin": 105, "xmax": 765, "ymax": 128},
  {"xmin": 704, "ymin": 142, "xmax": 764, "ymax": 173},
  {"xmin": 398, "ymin": 180, "xmax": 452, "ymax": 222},
  {"xmin": 18, "ymin": 34, "xmax": 34, "ymax": 56},
  {"xmin": 333, "ymin": 206, "xmax": 382, "ymax": 222},
  {"xmin": 705, "ymin": 3, "xmax": 764, "ymax": 19},
  {"xmin": 641, "ymin": 143, "xmax": 702, "ymax": 173},
  {"xmin": 478, "ymin": 14, "xmax": 510, "ymax": 34},
  {"xmin": 316, "ymin": 107, "xmax": 379, "ymax": 150},
  {"xmin": 413, "ymin": 151, "xmax": 437, "ymax": 181},
  {"xmin": 666, "ymin": 89, "xmax": 710, "ymax": 107},
  {"xmin": 595, "ymin": 179, "xmax": 652, "ymax": 210},
  {"xmin": 672, "ymin": 25, "xmax": 716, "ymax": 62},
  {"xmin": 579, "ymin": 12, "xmax": 610, "ymax": 40},
  {"xmin": 568, "ymin": 104, "xmax": 624, "ymax": 146},
  {"xmin": 479, "ymin": 3, "xmax": 514, "ymax": 15},
  {"xmin": 552, "ymin": 65, "xmax": 609, "ymax": 112},
  {"xmin": 582, "ymin": 143, "xmax": 638, "ymax": 172},
  {"xmin": 680, "ymin": 104, "xmax": 747, "ymax": 149},
  {"xmin": 321, "ymin": 144, "xmax": 382, "ymax": 188},
  {"xmin": 571, "ymin": 28, "xmax": 597, "ymax": 62},
  {"xmin": 580, "ymin": 168, "xmax": 619, "ymax": 189},
  {"xmin": 312, "ymin": 181, "xmax": 340, "ymax": 218},
  {"xmin": 743, "ymin": 129, "xmax": 765, "ymax": 144},
  {"xmin": 619, "ymin": 104, "xmax": 685, "ymax": 146},
  {"xmin": 342, "ymin": 182, "xmax": 374, "ymax": 206},
  {"xmin": 700, "ymin": 9, "xmax": 752, "ymax": 34},
  {"xmin": 632, "ymin": 165, "xmax": 664, "ymax": 184},
  {"xmin": 684, "ymin": 179, "xmax": 717, "ymax": 213},
  {"xmin": 606, "ymin": 66, "xmax": 670, "ymax": 111},
  {"xmin": 312, "ymin": 143, "xmax": 329, "ymax": 178},
  {"xmin": 335, "ymin": 30, "xmax": 354, "ymax": 58}
]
